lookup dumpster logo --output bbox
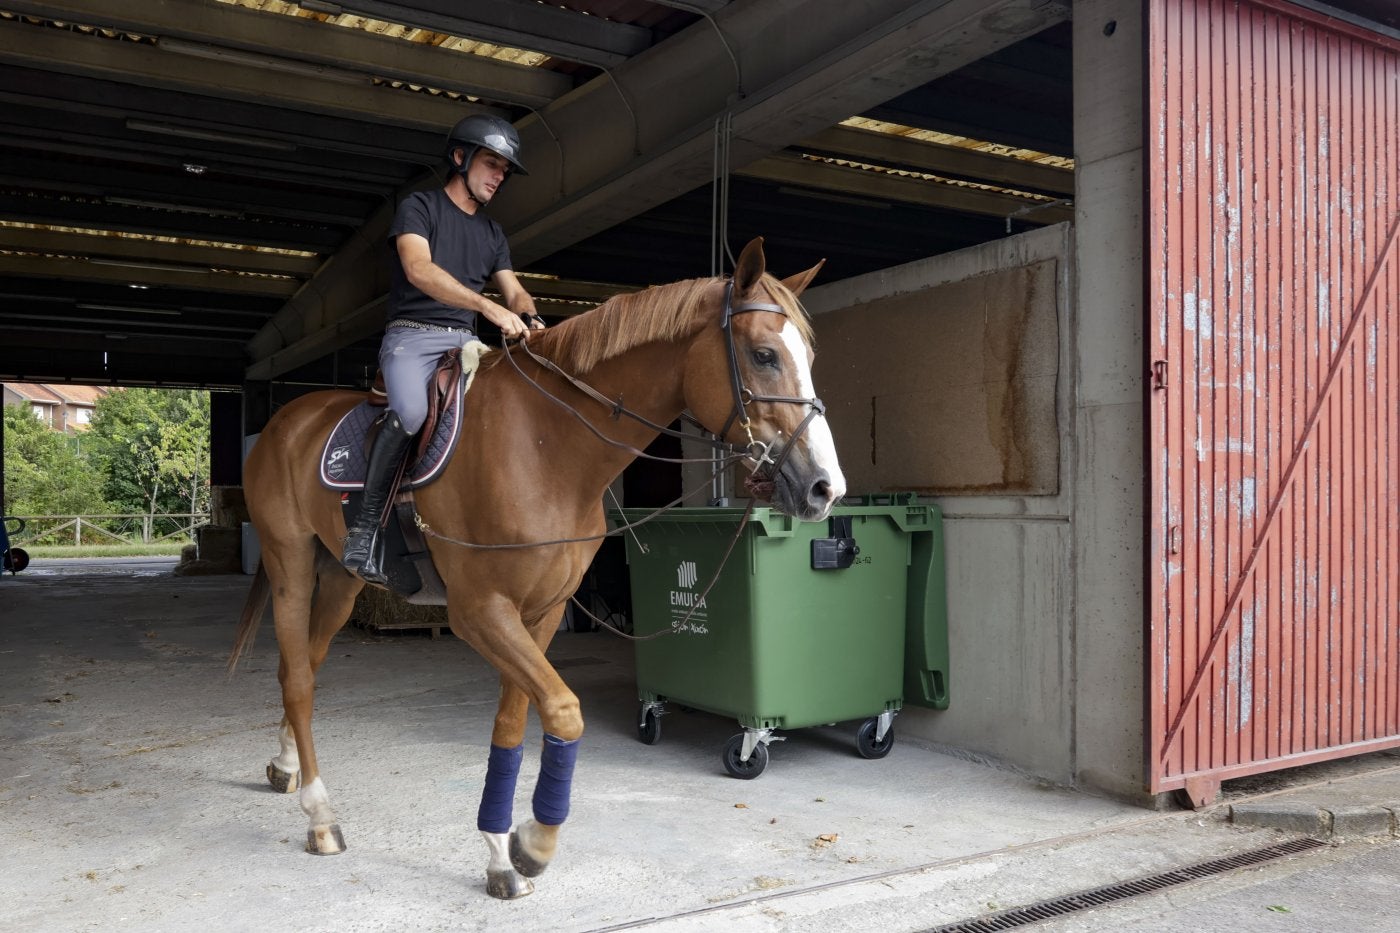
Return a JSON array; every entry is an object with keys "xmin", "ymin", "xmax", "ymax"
[
  {"xmin": 668, "ymin": 560, "xmax": 709, "ymax": 635},
  {"xmin": 676, "ymin": 560, "xmax": 697, "ymax": 588}
]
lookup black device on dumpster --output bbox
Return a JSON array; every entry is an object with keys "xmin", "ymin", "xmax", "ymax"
[{"xmin": 811, "ymin": 514, "xmax": 858, "ymax": 570}]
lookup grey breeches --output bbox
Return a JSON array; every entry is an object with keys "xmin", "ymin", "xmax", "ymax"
[{"xmin": 378, "ymin": 325, "xmax": 480, "ymax": 434}]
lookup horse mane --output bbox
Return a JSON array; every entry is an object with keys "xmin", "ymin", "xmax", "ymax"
[{"xmin": 509, "ymin": 272, "xmax": 814, "ymax": 375}]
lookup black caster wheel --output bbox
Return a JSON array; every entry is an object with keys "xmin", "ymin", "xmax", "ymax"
[
  {"xmin": 637, "ymin": 707, "xmax": 661, "ymax": 745},
  {"xmin": 855, "ymin": 718, "xmax": 894, "ymax": 759},
  {"xmin": 3, "ymin": 547, "xmax": 28, "ymax": 574},
  {"xmin": 722, "ymin": 733, "xmax": 769, "ymax": 779}
]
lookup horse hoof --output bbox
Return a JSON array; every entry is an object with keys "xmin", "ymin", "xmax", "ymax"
[
  {"xmin": 509, "ymin": 829, "xmax": 550, "ymax": 879},
  {"xmin": 486, "ymin": 869, "xmax": 535, "ymax": 900},
  {"xmin": 266, "ymin": 761, "xmax": 300, "ymax": 794},
  {"xmin": 306, "ymin": 823, "xmax": 346, "ymax": 855}
]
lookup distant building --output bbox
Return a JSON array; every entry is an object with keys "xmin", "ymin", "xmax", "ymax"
[{"xmin": 2, "ymin": 383, "xmax": 111, "ymax": 434}]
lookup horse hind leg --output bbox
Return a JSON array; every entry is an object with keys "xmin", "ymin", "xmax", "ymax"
[
  {"xmin": 267, "ymin": 541, "xmax": 363, "ymax": 855},
  {"xmin": 267, "ymin": 717, "xmax": 301, "ymax": 793}
]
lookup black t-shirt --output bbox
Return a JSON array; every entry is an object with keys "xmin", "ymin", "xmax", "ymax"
[{"xmin": 387, "ymin": 189, "xmax": 512, "ymax": 330}]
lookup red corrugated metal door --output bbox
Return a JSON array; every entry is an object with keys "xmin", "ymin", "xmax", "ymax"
[{"xmin": 1148, "ymin": 0, "xmax": 1400, "ymax": 800}]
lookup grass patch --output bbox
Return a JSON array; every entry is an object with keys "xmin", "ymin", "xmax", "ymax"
[{"xmin": 23, "ymin": 542, "xmax": 190, "ymax": 559}]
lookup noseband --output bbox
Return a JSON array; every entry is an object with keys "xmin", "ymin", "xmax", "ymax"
[{"xmin": 718, "ymin": 281, "xmax": 827, "ymax": 479}]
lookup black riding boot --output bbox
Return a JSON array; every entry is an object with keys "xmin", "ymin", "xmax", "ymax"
[{"xmin": 341, "ymin": 412, "xmax": 414, "ymax": 584}]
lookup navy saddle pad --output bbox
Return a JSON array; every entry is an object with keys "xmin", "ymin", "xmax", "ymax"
[{"xmin": 319, "ymin": 374, "xmax": 466, "ymax": 491}]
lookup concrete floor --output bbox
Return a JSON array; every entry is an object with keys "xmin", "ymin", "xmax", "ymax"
[{"xmin": 1, "ymin": 560, "xmax": 1394, "ymax": 933}]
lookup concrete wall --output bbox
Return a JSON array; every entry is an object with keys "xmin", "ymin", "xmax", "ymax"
[
  {"xmin": 676, "ymin": 0, "xmax": 1150, "ymax": 798},
  {"xmin": 1069, "ymin": 0, "xmax": 1148, "ymax": 802},
  {"xmin": 802, "ymin": 223, "xmax": 1078, "ymax": 783}
]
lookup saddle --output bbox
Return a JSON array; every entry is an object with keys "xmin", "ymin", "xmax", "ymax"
[
  {"xmin": 319, "ymin": 342, "xmax": 488, "ymax": 604},
  {"xmin": 367, "ymin": 347, "xmax": 464, "ymax": 466},
  {"xmin": 320, "ymin": 343, "xmax": 485, "ymax": 491}
]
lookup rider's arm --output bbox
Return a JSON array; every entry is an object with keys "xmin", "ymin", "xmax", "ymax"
[
  {"xmin": 396, "ymin": 233, "xmax": 528, "ymax": 338},
  {"xmin": 492, "ymin": 269, "xmax": 544, "ymax": 329}
]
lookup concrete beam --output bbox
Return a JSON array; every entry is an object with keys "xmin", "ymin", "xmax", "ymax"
[
  {"xmin": 326, "ymin": 0, "xmax": 651, "ymax": 68},
  {"xmin": 0, "ymin": 227, "xmax": 321, "ymax": 277},
  {"xmin": 247, "ymin": 0, "xmax": 1069, "ymax": 379},
  {"xmin": 499, "ymin": 0, "xmax": 1072, "ymax": 266},
  {"xmin": 245, "ymin": 295, "xmax": 386, "ymax": 381},
  {"xmin": 5, "ymin": 0, "xmax": 571, "ymax": 110},
  {"xmin": 738, "ymin": 153, "xmax": 1074, "ymax": 224},
  {"xmin": 0, "ymin": 254, "xmax": 299, "ymax": 297},
  {"xmin": 507, "ymin": 278, "xmax": 628, "ymax": 302},
  {"xmin": 0, "ymin": 17, "xmax": 495, "ymax": 131},
  {"xmin": 796, "ymin": 125, "xmax": 1075, "ymax": 196},
  {"xmin": 648, "ymin": 0, "xmax": 730, "ymax": 12}
]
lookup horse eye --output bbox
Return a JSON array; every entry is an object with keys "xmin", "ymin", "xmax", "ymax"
[{"xmin": 751, "ymin": 348, "xmax": 778, "ymax": 367}]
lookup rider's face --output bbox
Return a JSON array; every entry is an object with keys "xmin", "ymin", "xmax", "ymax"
[{"xmin": 464, "ymin": 149, "xmax": 510, "ymax": 204}]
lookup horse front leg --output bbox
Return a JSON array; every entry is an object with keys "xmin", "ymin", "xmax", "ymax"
[
  {"xmin": 460, "ymin": 602, "xmax": 581, "ymax": 900},
  {"xmin": 479, "ymin": 683, "xmax": 532, "ymax": 899}
]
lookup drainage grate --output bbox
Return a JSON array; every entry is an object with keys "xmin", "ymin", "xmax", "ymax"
[{"xmin": 924, "ymin": 837, "xmax": 1328, "ymax": 932}]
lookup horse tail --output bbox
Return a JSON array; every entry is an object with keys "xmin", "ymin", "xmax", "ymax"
[{"xmin": 228, "ymin": 561, "xmax": 270, "ymax": 674}]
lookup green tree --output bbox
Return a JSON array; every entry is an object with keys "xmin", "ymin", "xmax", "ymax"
[
  {"xmin": 88, "ymin": 388, "xmax": 210, "ymax": 517},
  {"xmin": 2, "ymin": 404, "xmax": 110, "ymax": 515}
]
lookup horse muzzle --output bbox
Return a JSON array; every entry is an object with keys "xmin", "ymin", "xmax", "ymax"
[{"xmin": 756, "ymin": 444, "xmax": 844, "ymax": 522}]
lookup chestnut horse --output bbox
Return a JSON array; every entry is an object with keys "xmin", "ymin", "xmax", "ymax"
[{"xmin": 229, "ymin": 237, "xmax": 846, "ymax": 899}]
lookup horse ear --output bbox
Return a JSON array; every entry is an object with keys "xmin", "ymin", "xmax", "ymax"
[
  {"xmin": 733, "ymin": 237, "xmax": 766, "ymax": 293},
  {"xmin": 780, "ymin": 259, "xmax": 825, "ymax": 298}
]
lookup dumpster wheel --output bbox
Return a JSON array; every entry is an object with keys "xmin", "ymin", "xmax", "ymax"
[
  {"xmin": 722, "ymin": 733, "xmax": 770, "ymax": 779},
  {"xmin": 637, "ymin": 705, "xmax": 662, "ymax": 746},
  {"xmin": 856, "ymin": 717, "xmax": 895, "ymax": 760}
]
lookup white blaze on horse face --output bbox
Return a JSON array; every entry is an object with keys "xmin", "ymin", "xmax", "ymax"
[{"xmin": 778, "ymin": 322, "xmax": 847, "ymax": 499}]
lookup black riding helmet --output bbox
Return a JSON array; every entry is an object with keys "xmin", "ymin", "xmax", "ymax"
[{"xmin": 445, "ymin": 114, "xmax": 528, "ymax": 179}]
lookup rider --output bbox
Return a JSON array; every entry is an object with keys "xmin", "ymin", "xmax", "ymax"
[{"xmin": 341, "ymin": 114, "xmax": 545, "ymax": 584}]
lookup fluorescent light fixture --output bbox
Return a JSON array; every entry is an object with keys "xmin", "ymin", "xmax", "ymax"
[
  {"xmin": 105, "ymin": 196, "xmax": 245, "ymax": 219},
  {"xmin": 90, "ymin": 258, "xmax": 212, "ymax": 274},
  {"xmin": 157, "ymin": 37, "xmax": 366, "ymax": 86},
  {"xmin": 76, "ymin": 303, "xmax": 182, "ymax": 316},
  {"xmin": 125, "ymin": 119, "xmax": 298, "ymax": 152},
  {"xmin": 4, "ymin": 314, "xmax": 250, "ymax": 336}
]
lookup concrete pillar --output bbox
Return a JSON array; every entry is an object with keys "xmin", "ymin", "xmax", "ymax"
[
  {"xmin": 1070, "ymin": 0, "xmax": 1151, "ymax": 802},
  {"xmin": 210, "ymin": 390, "xmax": 243, "ymax": 487},
  {"xmin": 242, "ymin": 380, "xmax": 272, "ymax": 437}
]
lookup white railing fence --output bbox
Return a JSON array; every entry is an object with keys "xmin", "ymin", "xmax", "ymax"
[{"xmin": 5, "ymin": 514, "xmax": 209, "ymax": 546}]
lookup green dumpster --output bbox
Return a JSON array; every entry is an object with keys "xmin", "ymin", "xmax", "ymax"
[{"xmin": 613, "ymin": 494, "xmax": 948, "ymax": 778}]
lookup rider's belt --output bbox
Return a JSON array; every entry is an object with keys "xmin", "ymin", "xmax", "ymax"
[{"xmin": 386, "ymin": 319, "xmax": 474, "ymax": 334}]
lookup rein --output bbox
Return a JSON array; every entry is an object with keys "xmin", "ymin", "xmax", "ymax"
[{"xmin": 412, "ymin": 278, "xmax": 828, "ymax": 639}]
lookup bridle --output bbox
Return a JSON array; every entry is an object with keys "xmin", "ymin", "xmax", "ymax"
[
  {"xmin": 716, "ymin": 280, "xmax": 826, "ymax": 480},
  {"xmin": 508, "ymin": 278, "xmax": 826, "ymax": 480}
]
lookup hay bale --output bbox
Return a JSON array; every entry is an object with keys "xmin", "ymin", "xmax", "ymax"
[
  {"xmin": 352, "ymin": 585, "xmax": 448, "ymax": 637},
  {"xmin": 209, "ymin": 486, "xmax": 249, "ymax": 527}
]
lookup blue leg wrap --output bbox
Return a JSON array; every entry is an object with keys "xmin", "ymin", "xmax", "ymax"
[
  {"xmin": 477, "ymin": 743, "xmax": 524, "ymax": 834},
  {"xmin": 532, "ymin": 734, "xmax": 581, "ymax": 826}
]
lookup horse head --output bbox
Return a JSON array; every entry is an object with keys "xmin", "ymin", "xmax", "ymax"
[{"xmin": 685, "ymin": 237, "xmax": 847, "ymax": 521}]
